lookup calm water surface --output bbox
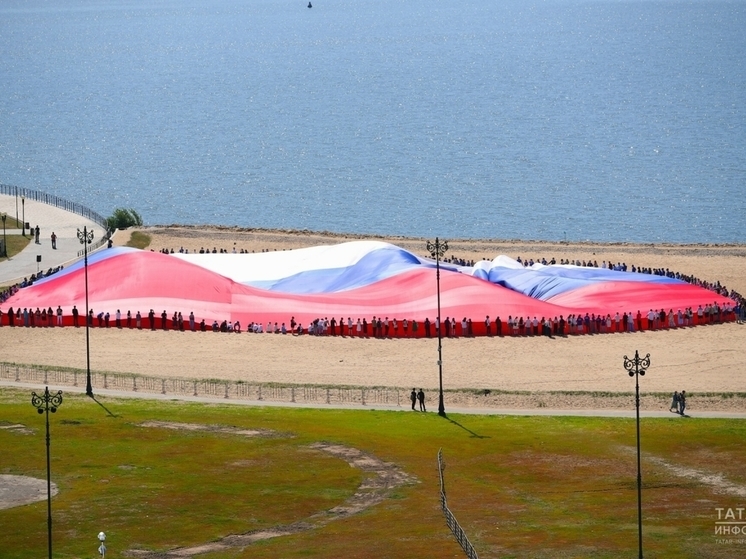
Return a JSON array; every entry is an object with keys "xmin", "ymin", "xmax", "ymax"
[{"xmin": 1, "ymin": 0, "xmax": 744, "ymax": 243}]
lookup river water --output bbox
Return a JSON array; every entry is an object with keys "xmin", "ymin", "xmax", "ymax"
[{"xmin": 1, "ymin": 0, "xmax": 744, "ymax": 243}]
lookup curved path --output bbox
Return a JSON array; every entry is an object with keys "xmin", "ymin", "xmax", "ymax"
[
  {"xmin": 125, "ymin": 421, "xmax": 416, "ymax": 558},
  {"xmin": 0, "ymin": 194, "xmax": 103, "ymax": 285}
]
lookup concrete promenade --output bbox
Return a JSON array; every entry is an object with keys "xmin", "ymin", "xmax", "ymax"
[
  {"xmin": 3, "ymin": 380, "xmax": 745, "ymax": 419},
  {"xmin": 0, "ymin": 194, "xmax": 105, "ymax": 285}
]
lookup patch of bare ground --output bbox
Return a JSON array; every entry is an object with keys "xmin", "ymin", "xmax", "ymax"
[
  {"xmin": 0, "ymin": 473, "xmax": 58, "ymax": 510},
  {"xmin": 125, "ymin": 422, "xmax": 416, "ymax": 558},
  {"xmin": 137, "ymin": 420, "xmax": 284, "ymax": 439},
  {"xmin": 619, "ymin": 446, "xmax": 746, "ymax": 497}
]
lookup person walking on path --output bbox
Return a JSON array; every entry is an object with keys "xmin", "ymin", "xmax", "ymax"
[
  {"xmin": 34, "ymin": 225, "xmax": 40, "ymax": 244},
  {"xmin": 410, "ymin": 388, "xmax": 417, "ymax": 411},
  {"xmin": 417, "ymin": 388, "xmax": 426, "ymax": 412},
  {"xmin": 50, "ymin": 231, "xmax": 57, "ymax": 249},
  {"xmin": 669, "ymin": 391, "xmax": 680, "ymax": 413},
  {"xmin": 679, "ymin": 390, "xmax": 687, "ymax": 415}
]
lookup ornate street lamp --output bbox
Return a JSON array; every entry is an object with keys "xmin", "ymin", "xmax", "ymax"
[
  {"xmin": 426, "ymin": 237, "xmax": 448, "ymax": 416},
  {"xmin": 77, "ymin": 226, "xmax": 95, "ymax": 397},
  {"xmin": 1, "ymin": 213, "xmax": 6, "ymax": 257},
  {"xmin": 31, "ymin": 387, "xmax": 64, "ymax": 559},
  {"xmin": 624, "ymin": 350, "xmax": 650, "ymax": 559}
]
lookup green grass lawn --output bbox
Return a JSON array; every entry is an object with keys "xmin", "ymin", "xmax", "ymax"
[
  {"xmin": 1, "ymin": 388, "xmax": 743, "ymax": 558},
  {"xmin": 0, "ymin": 233, "xmax": 31, "ymax": 261}
]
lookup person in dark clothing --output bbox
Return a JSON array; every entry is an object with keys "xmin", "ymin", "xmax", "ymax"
[
  {"xmin": 417, "ymin": 389, "xmax": 426, "ymax": 412},
  {"xmin": 410, "ymin": 389, "xmax": 417, "ymax": 411}
]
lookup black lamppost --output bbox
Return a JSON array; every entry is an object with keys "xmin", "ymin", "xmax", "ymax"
[
  {"xmin": 21, "ymin": 195, "xmax": 25, "ymax": 237},
  {"xmin": 426, "ymin": 237, "xmax": 448, "ymax": 417},
  {"xmin": 31, "ymin": 386, "xmax": 64, "ymax": 559},
  {"xmin": 1, "ymin": 213, "xmax": 6, "ymax": 257},
  {"xmin": 624, "ymin": 350, "xmax": 650, "ymax": 559},
  {"xmin": 77, "ymin": 226, "xmax": 95, "ymax": 397}
]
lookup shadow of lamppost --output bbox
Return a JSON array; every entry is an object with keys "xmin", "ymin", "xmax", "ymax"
[
  {"xmin": 426, "ymin": 237, "xmax": 448, "ymax": 417},
  {"xmin": 77, "ymin": 226, "xmax": 95, "ymax": 397},
  {"xmin": 624, "ymin": 350, "xmax": 650, "ymax": 559},
  {"xmin": 31, "ymin": 387, "xmax": 63, "ymax": 559}
]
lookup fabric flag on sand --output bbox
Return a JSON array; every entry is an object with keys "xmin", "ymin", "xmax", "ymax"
[{"xmin": 6, "ymin": 241, "xmax": 734, "ymax": 333}]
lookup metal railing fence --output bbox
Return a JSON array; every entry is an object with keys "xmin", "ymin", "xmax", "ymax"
[
  {"xmin": 438, "ymin": 448, "xmax": 480, "ymax": 559},
  {"xmin": 0, "ymin": 362, "xmax": 405, "ymax": 407},
  {"xmin": 0, "ymin": 183, "xmax": 109, "ymax": 231}
]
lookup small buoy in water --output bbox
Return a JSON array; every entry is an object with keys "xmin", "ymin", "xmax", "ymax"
[{"xmin": 308, "ymin": 1, "xmax": 312, "ymax": 7}]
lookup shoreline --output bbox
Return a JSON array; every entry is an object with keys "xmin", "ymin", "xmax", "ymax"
[
  {"xmin": 143, "ymin": 224, "xmax": 746, "ymax": 250},
  {"xmin": 147, "ymin": 223, "xmax": 746, "ymax": 250}
]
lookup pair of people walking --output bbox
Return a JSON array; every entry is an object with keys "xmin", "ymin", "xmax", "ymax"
[
  {"xmin": 670, "ymin": 390, "xmax": 687, "ymax": 415},
  {"xmin": 410, "ymin": 388, "xmax": 426, "ymax": 411}
]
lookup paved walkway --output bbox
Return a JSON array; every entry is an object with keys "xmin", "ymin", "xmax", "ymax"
[
  {"xmin": 3, "ymin": 381, "xmax": 745, "ymax": 419},
  {"xmin": 0, "ymin": 194, "xmax": 105, "ymax": 285}
]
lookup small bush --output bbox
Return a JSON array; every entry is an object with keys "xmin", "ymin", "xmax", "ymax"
[
  {"xmin": 126, "ymin": 231, "xmax": 151, "ymax": 250},
  {"xmin": 107, "ymin": 208, "xmax": 143, "ymax": 230}
]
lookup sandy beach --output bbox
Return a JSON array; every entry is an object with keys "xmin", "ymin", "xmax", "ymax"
[{"xmin": 1, "ymin": 226, "xmax": 744, "ymax": 412}]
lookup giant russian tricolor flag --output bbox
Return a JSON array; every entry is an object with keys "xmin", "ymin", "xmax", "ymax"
[{"xmin": 3, "ymin": 241, "xmax": 733, "ymax": 333}]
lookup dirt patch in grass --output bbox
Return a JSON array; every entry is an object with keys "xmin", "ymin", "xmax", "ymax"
[
  {"xmin": 138, "ymin": 420, "xmax": 284, "ymax": 439},
  {"xmin": 126, "ymin": 421, "xmax": 417, "ymax": 558},
  {"xmin": 0, "ymin": 474, "xmax": 57, "ymax": 510},
  {"xmin": 617, "ymin": 446, "xmax": 746, "ymax": 498}
]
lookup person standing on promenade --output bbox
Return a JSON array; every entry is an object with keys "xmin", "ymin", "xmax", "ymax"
[
  {"xmin": 417, "ymin": 389, "xmax": 426, "ymax": 412},
  {"xmin": 72, "ymin": 305, "xmax": 79, "ymax": 327},
  {"xmin": 410, "ymin": 389, "xmax": 417, "ymax": 411},
  {"xmin": 679, "ymin": 391, "xmax": 687, "ymax": 415},
  {"xmin": 50, "ymin": 232, "xmax": 57, "ymax": 249},
  {"xmin": 34, "ymin": 225, "xmax": 40, "ymax": 244},
  {"xmin": 670, "ymin": 391, "xmax": 680, "ymax": 413}
]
